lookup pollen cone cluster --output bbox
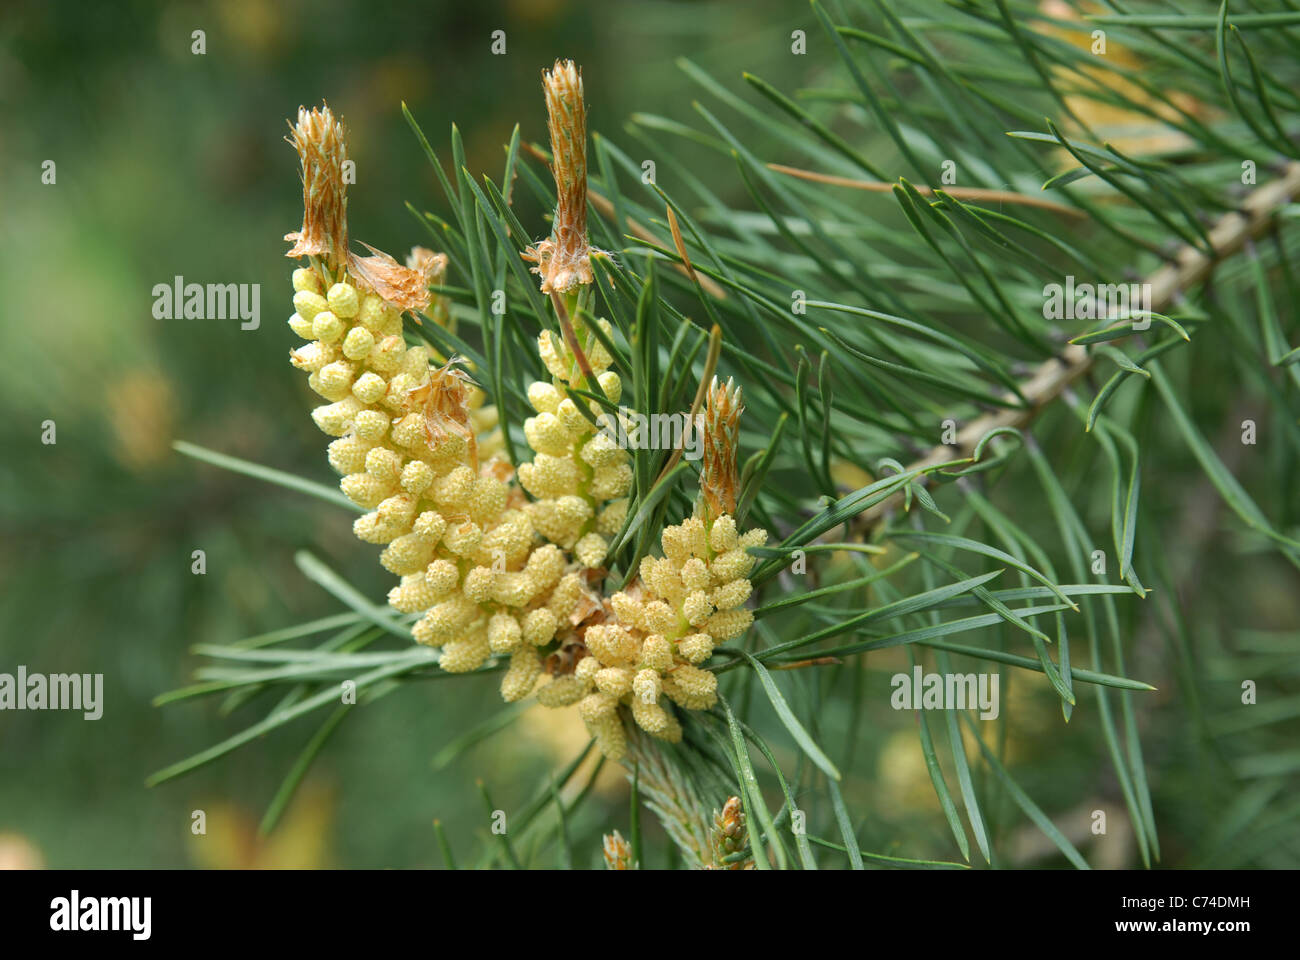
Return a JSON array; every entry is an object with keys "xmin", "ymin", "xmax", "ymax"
[
  {"xmin": 706, "ymin": 797, "xmax": 755, "ymax": 870},
  {"xmin": 518, "ymin": 320, "xmax": 630, "ymax": 566},
  {"xmin": 565, "ymin": 513, "xmax": 766, "ymax": 759},
  {"xmin": 602, "ymin": 830, "xmax": 636, "ymax": 870},
  {"xmin": 283, "ymin": 83, "xmax": 766, "ymax": 763},
  {"xmin": 289, "ymin": 264, "xmax": 546, "ymax": 679}
]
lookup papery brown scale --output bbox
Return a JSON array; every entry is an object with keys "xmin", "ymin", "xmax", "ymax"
[
  {"xmin": 285, "ymin": 103, "xmax": 349, "ymax": 269},
  {"xmin": 347, "ymin": 242, "xmax": 440, "ymax": 315},
  {"xmin": 406, "ymin": 357, "xmax": 479, "ymax": 465}
]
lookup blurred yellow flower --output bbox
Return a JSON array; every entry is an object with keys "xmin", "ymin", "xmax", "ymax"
[
  {"xmin": 0, "ymin": 833, "xmax": 44, "ymax": 870},
  {"xmin": 105, "ymin": 368, "xmax": 175, "ymax": 471},
  {"xmin": 1040, "ymin": 0, "xmax": 1216, "ymax": 159},
  {"xmin": 187, "ymin": 782, "xmax": 335, "ymax": 869}
]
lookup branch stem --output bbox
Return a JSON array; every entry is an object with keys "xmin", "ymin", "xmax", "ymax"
[{"xmin": 853, "ymin": 161, "xmax": 1300, "ymax": 531}]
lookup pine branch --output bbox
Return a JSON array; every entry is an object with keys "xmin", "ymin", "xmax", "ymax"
[
  {"xmin": 766, "ymin": 162, "xmax": 1087, "ymax": 218},
  {"xmin": 623, "ymin": 727, "xmax": 715, "ymax": 869},
  {"xmin": 853, "ymin": 161, "xmax": 1300, "ymax": 531}
]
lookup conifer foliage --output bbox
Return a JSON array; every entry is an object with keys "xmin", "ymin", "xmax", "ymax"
[{"xmin": 160, "ymin": 1, "xmax": 1300, "ymax": 870}]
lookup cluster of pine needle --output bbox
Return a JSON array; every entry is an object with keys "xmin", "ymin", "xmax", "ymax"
[{"xmin": 159, "ymin": 0, "xmax": 1300, "ymax": 870}]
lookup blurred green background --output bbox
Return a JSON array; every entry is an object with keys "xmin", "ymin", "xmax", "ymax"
[{"xmin": 0, "ymin": 0, "xmax": 819, "ymax": 869}]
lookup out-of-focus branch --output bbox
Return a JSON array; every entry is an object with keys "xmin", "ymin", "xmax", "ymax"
[{"xmin": 767, "ymin": 162, "xmax": 1087, "ymax": 218}]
